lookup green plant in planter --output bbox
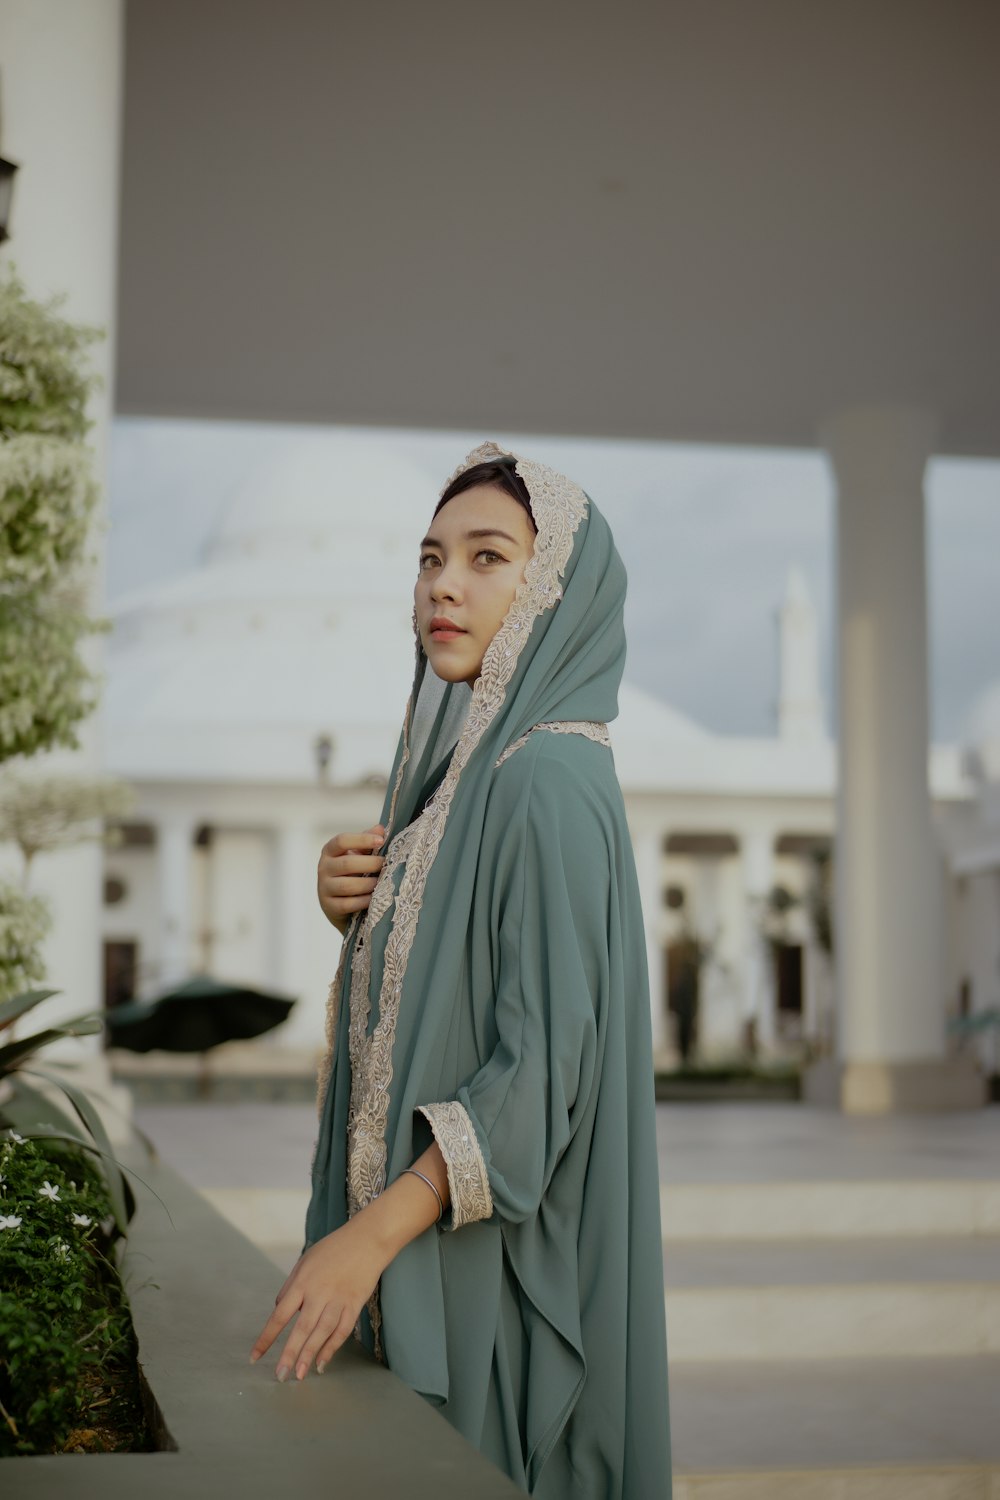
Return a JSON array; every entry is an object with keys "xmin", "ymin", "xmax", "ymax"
[
  {"xmin": 0, "ymin": 1128, "xmax": 153, "ymax": 1455},
  {"xmin": 0, "ymin": 988, "xmax": 141, "ymax": 1235}
]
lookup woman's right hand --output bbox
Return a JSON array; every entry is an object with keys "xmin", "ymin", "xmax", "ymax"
[{"xmin": 317, "ymin": 824, "xmax": 386, "ymax": 936}]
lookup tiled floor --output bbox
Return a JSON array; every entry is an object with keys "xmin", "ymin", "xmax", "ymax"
[
  {"xmin": 652, "ymin": 1100, "xmax": 1000, "ymax": 1182},
  {"xmin": 668, "ymin": 1354, "xmax": 1000, "ymax": 1469},
  {"xmin": 132, "ymin": 1098, "xmax": 1000, "ymax": 1192},
  {"xmin": 663, "ymin": 1232, "xmax": 1000, "ymax": 1286}
]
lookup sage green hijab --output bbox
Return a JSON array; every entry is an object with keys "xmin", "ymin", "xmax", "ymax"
[{"xmin": 306, "ymin": 441, "xmax": 672, "ymax": 1497}]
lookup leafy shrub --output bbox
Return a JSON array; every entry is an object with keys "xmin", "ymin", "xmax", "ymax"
[
  {"xmin": 0, "ymin": 988, "xmax": 139, "ymax": 1232},
  {"xmin": 0, "ymin": 264, "xmax": 108, "ymax": 763},
  {"xmin": 0, "ymin": 886, "xmax": 50, "ymax": 1005},
  {"xmin": 0, "ymin": 1128, "xmax": 152, "ymax": 1455}
]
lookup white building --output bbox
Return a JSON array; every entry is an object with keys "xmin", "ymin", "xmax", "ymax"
[{"xmin": 99, "ymin": 432, "xmax": 986, "ymax": 1078}]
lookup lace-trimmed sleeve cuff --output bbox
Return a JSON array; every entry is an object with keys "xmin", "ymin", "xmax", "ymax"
[{"xmin": 415, "ymin": 1100, "xmax": 494, "ymax": 1229}]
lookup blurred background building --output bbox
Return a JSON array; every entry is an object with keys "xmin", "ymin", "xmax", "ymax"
[
  {"xmin": 2, "ymin": 0, "xmax": 999, "ymax": 1111},
  {"xmin": 97, "ymin": 425, "xmax": 984, "ymax": 1084}
]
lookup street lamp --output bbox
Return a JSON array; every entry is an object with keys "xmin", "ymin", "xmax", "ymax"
[{"xmin": 0, "ymin": 155, "xmax": 18, "ymax": 243}]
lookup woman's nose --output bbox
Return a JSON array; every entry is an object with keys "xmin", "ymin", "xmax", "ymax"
[{"xmin": 430, "ymin": 565, "xmax": 461, "ymax": 600}]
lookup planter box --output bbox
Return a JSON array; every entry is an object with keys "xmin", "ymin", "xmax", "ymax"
[{"xmin": 6, "ymin": 1139, "xmax": 519, "ymax": 1496}]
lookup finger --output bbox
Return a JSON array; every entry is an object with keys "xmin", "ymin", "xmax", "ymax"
[
  {"xmin": 274, "ymin": 1301, "xmax": 329, "ymax": 1381},
  {"xmin": 325, "ymin": 829, "xmax": 386, "ymax": 856},
  {"xmin": 318, "ymin": 867, "xmax": 382, "ymax": 895},
  {"xmin": 323, "ymin": 873, "xmax": 381, "ymax": 895},
  {"xmin": 324, "ymin": 852, "xmax": 385, "ymax": 876},
  {"xmin": 329, "ymin": 894, "xmax": 377, "ymax": 915},
  {"xmin": 326, "ymin": 830, "xmax": 373, "ymax": 853},
  {"xmin": 249, "ymin": 1292, "xmax": 301, "ymax": 1363},
  {"xmin": 316, "ymin": 1309, "xmax": 359, "ymax": 1373},
  {"xmin": 273, "ymin": 1256, "xmax": 304, "ymax": 1305},
  {"xmin": 289, "ymin": 1308, "xmax": 344, "ymax": 1380}
]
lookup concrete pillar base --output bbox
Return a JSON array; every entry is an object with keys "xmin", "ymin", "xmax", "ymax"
[{"xmin": 803, "ymin": 1055, "xmax": 988, "ymax": 1113}]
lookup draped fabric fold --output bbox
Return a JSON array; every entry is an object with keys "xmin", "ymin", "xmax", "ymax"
[{"xmin": 304, "ymin": 441, "xmax": 672, "ymax": 1497}]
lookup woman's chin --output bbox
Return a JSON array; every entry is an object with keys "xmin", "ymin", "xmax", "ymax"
[{"xmin": 428, "ymin": 657, "xmax": 481, "ymax": 686}]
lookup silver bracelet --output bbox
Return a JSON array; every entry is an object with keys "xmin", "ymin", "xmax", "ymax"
[{"xmin": 401, "ymin": 1167, "xmax": 444, "ymax": 1222}]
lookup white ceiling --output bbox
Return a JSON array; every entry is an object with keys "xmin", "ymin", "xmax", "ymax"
[{"xmin": 116, "ymin": 0, "xmax": 1000, "ymax": 456}]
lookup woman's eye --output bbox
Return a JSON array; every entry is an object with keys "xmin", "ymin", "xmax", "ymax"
[
  {"xmin": 476, "ymin": 549, "xmax": 505, "ymax": 565},
  {"xmin": 418, "ymin": 554, "xmax": 439, "ymax": 570}
]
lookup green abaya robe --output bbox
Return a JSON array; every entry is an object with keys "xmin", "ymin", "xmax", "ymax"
[{"xmin": 305, "ymin": 441, "xmax": 673, "ymax": 1498}]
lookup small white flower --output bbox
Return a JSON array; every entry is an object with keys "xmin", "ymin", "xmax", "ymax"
[
  {"xmin": 38, "ymin": 1180, "xmax": 60, "ymax": 1202},
  {"xmin": 6, "ymin": 1131, "xmax": 25, "ymax": 1145},
  {"xmin": 71, "ymin": 1212, "xmax": 92, "ymax": 1227},
  {"xmin": 53, "ymin": 1239, "xmax": 71, "ymax": 1260},
  {"xmin": 0, "ymin": 1214, "xmax": 22, "ymax": 1231}
]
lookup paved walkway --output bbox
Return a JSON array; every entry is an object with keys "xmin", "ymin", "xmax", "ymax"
[{"xmin": 133, "ymin": 1098, "xmax": 1000, "ymax": 1191}]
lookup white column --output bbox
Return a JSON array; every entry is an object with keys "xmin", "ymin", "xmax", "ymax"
[
  {"xmin": 273, "ymin": 822, "xmax": 315, "ymax": 1005},
  {"xmin": 0, "ymin": 5, "xmax": 128, "ymax": 1138},
  {"xmin": 778, "ymin": 566, "xmax": 826, "ymax": 742},
  {"xmin": 158, "ymin": 818, "xmax": 196, "ymax": 987},
  {"xmin": 631, "ymin": 824, "xmax": 667, "ymax": 1053},
  {"xmin": 740, "ymin": 826, "xmax": 775, "ymax": 1051},
  {"xmin": 821, "ymin": 404, "xmax": 981, "ymax": 1110}
]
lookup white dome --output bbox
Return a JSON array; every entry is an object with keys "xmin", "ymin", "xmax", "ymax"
[
  {"xmin": 203, "ymin": 430, "xmax": 433, "ymax": 569},
  {"xmin": 106, "ymin": 432, "xmax": 440, "ymax": 784},
  {"xmin": 105, "ymin": 429, "xmax": 718, "ymax": 788}
]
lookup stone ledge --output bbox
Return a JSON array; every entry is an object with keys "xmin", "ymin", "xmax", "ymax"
[{"xmin": 4, "ymin": 1138, "xmax": 520, "ymax": 1495}]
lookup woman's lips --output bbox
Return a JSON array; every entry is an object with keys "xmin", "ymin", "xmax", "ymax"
[{"xmin": 430, "ymin": 627, "xmax": 466, "ymax": 642}]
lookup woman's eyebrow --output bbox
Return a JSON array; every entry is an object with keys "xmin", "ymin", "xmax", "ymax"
[
  {"xmin": 467, "ymin": 531, "xmax": 521, "ymax": 549},
  {"xmin": 419, "ymin": 528, "xmax": 519, "ymax": 549}
]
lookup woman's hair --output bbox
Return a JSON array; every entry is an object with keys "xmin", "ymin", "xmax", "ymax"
[{"xmin": 433, "ymin": 456, "xmax": 537, "ymax": 533}]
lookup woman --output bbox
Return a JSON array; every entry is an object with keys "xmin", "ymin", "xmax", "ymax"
[{"xmin": 250, "ymin": 441, "xmax": 673, "ymax": 1498}]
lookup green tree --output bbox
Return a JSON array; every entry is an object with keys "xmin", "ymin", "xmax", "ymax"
[
  {"xmin": 0, "ymin": 882, "xmax": 50, "ymax": 1005},
  {"xmin": 0, "ymin": 771, "xmax": 135, "ymax": 892},
  {"xmin": 0, "ymin": 266, "xmax": 109, "ymax": 764},
  {"xmin": 0, "ymin": 265, "xmax": 128, "ymax": 1008}
]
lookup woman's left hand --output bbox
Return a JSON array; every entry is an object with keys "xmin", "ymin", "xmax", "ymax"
[{"xmin": 248, "ymin": 1216, "xmax": 387, "ymax": 1380}]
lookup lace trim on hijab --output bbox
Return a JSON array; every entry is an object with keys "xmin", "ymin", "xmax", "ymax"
[
  {"xmin": 313, "ymin": 670, "xmax": 418, "ymax": 1125},
  {"xmin": 415, "ymin": 1101, "xmax": 493, "ymax": 1229},
  {"xmin": 331, "ymin": 441, "xmax": 588, "ymax": 1360},
  {"xmin": 345, "ymin": 818, "xmax": 421, "ymax": 1217},
  {"xmin": 494, "ymin": 719, "xmax": 611, "ymax": 768},
  {"xmin": 310, "ymin": 937, "xmax": 353, "ymax": 1175}
]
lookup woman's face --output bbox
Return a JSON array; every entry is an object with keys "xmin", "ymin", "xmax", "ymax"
[{"xmin": 415, "ymin": 484, "xmax": 536, "ymax": 689}]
